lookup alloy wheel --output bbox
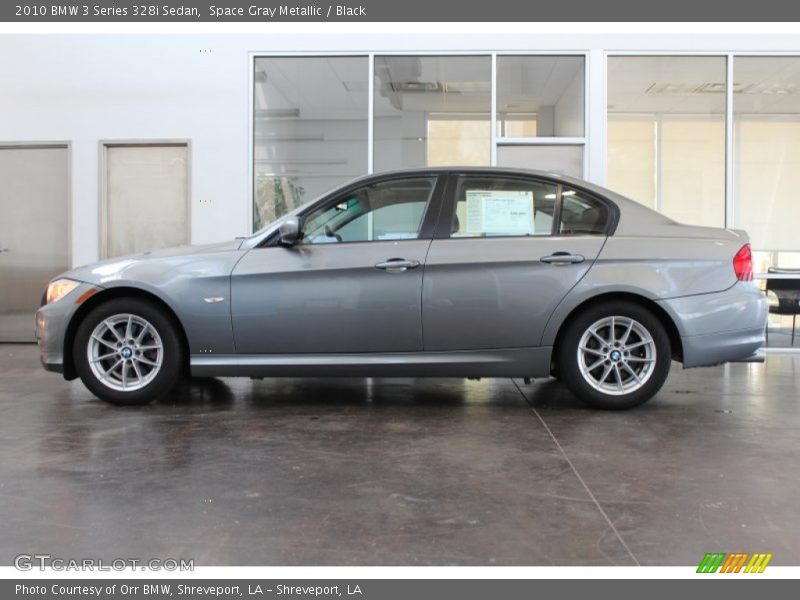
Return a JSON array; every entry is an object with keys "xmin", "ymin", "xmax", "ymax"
[
  {"xmin": 87, "ymin": 313, "xmax": 164, "ymax": 392},
  {"xmin": 576, "ymin": 316, "xmax": 657, "ymax": 396}
]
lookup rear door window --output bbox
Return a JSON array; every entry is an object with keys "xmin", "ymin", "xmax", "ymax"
[{"xmin": 450, "ymin": 176, "xmax": 559, "ymax": 238}]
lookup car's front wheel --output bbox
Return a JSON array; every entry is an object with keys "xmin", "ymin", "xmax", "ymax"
[
  {"xmin": 557, "ymin": 301, "xmax": 671, "ymax": 409},
  {"xmin": 73, "ymin": 298, "xmax": 184, "ymax": 405}
]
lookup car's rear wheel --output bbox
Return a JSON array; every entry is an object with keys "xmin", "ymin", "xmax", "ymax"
[
  {"xmin": 73, "ymin": 298, "xmax": 184, "ymax": 405},
  {"xmin": 557, "ymin": 301, "xmax": 671, "ymax": 409}
]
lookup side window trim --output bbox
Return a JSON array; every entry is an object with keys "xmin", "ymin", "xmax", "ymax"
[
  {"xmin": 432, "ymin": 173, "xmax": 458, "ymax": 240},
  {"xmin": 417, "ymin": 174, "xmax": 448, "ymax": 240},
  {"xmin": 551, "ymin": 184, "xmax": 564, "ymax": 237}
]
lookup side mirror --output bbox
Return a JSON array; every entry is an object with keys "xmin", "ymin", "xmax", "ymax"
[{"xmin": 278, "ymin": 217, "xmax": 302, "ymax": 247}]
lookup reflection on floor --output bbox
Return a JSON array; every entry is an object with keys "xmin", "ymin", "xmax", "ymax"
[{"xmin": 0, "ymin": 344, "xmax": 798, "ymax": 566}]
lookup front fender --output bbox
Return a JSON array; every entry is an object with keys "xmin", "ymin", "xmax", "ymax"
[{"xmin": 63, "ymin": 246, "xmax": 247, "ymax": 355}]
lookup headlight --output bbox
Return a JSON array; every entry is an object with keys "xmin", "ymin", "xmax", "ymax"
[{"xmin": 46, "ymin": 278, "xmax": 80, "ymax": 304}]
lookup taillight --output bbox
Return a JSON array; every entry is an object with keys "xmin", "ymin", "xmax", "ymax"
[{"xmin": 733, "ymin": 243, "xmax": 753, "ymax": 282}]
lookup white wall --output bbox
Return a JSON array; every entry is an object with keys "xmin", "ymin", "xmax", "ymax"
[
  {"xmin": 1, "ymin": 32, "xmax": 798, "ymax": 267},
  {"xmin": 0, "ymin": 35, "xmax": 252, "ymax": 267}
]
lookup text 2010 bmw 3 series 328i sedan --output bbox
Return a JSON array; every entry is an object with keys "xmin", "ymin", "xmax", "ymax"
[{"xmin": 36, "ymin": 168, "xmax": 767, "ymax": 409}]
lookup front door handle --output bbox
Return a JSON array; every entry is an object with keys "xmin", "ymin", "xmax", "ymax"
[
  {"xmin": 540, "ymin": 252, "xmax": 585, "ymax": 266},
  {"xmin": 375, "ymin": 258, "xmax": 420, "ymax": 272},
  {"xmin": 0, "ymin": 247, "xmax": 8, "ymax": 253}
]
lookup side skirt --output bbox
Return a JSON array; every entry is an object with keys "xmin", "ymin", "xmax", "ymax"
[{"xmin": 190, "ymin": 347, "xmax": 552, "ymax": 379}]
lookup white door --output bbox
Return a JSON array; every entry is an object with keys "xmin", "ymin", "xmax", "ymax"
[
  {"xmin": 0, "ymin": 145, "xmax": 70, "ymax": 342},
  {"xmin": 103, "ymin": 143, "xmax": 189, "ymax": 258}
]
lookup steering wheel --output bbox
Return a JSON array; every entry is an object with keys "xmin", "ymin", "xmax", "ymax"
[{"xmin": 324, "ymin": 225, "xmax": 343, "ymax": 243}]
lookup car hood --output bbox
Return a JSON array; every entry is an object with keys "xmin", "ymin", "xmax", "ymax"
[{"xmin": 62, "ymin": 239, "xmax": 246, "ymax": 286}]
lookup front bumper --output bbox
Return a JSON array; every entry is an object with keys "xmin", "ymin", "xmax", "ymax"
[
  {"xmin": 657, "ymin": 282, "xmax": 768, "ymax": 368},
  {"xmin": 35, "ymin": 282, "xmax": 98, "ymax": 376}
]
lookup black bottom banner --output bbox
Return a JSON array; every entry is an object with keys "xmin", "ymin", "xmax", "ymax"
[{"xmin": 3, "ymin": 579, "xmax": 792, "ymax": 600}]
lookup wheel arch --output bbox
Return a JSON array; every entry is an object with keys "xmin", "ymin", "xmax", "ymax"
[
  {"xmin": 550, "ymin": 291, "xmax": 683, "ymax": 375},
  {"xmin": 62, "ymin": 286, "xmax": 190, "ymax": 380}
]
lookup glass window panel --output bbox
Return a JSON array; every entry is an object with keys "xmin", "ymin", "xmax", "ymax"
[
  {"xmin": 373, "ymin": 56, "xmax": 490, "ymax": 172},
  {"xmin": 753, "ymin": 251, "xmax": 800, "ymax": 274},
  {"xmin": 501, "ymin": 115, "xmax": 538, "ymax": 137},
  {"xmin": 734, "ymin": 57, "xmax": 800, "ymax": 253},
  {"xmin": 450, "ymin": 176, "xmax": 559, "ymax": 238},
  {"xmin": 607, "ymin": 117, "xmax": 656, "ymax": 209},
  {"xmin": 253, "ymin": 56, "xmax": 368, "ymax": 230},
  {"xmin": 661, "ymin": 116, "xmax": 725, "ymax": 226},
  {"xmin": 496, "ymin": 144, "xmax": 584, "ymax": 178},
  {"xmin": 427, "ymin": 117, "xmax": 491, "ymax": 166},
  {"xmin": 559, "ymin": 188, "xmax": 610, "ymax": 236},
  {"xmin": 607, "ymin": 56, "xmax": 726, "ymax": 227},
  {"xmin": 300, "ymin": 176, "xmax": 436, "ymax": 244},
  {"xmin": 497, "ymin": 56, "xmax": 585, "ymax": 137}
]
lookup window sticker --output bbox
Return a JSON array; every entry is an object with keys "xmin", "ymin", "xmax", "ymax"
[{"xmin": 465, "ymin": 190, "xmax": 535, "ymax": 235}]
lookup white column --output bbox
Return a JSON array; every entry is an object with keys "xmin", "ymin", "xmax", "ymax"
[
  {"xmin": 491, "ymin": 53, "xmax": 497, "ymax": 166},
  {"xmin": 367, "ymin": 53, "xmax": 375, "ymax": 174},
  {"xmin": 725, "ymin": 53, "xmax": 734, "ymax": 229},
  {"xmin": 586, "ymin": 49, "xmax": 607, "ymax": 186}
]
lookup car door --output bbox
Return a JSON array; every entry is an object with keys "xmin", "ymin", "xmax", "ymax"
[
  {"xmin": 231, "ymin": 174, "xmax": 443, "ymax": 354},
  {"xmin": 422, "ymin": 174, "xmax": 610, "ymax": 351}
]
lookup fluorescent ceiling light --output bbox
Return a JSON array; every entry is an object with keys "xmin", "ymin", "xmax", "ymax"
[{"xmin": 255, "ymin": 108, "xmax": 300, "ymax": 118}]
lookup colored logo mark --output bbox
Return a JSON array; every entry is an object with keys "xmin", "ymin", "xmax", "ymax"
[{"xmin": 697, "ymin": 552, "xmax": 773, "ymax": 573}]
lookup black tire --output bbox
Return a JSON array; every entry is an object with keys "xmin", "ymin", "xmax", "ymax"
[
  {"xmin": 556, "ymin": 301, "xmax": 671, "ymax": 410},
  {"xmin": 73, "ymin": 297, "xmax": 185, "ymax": 406}
]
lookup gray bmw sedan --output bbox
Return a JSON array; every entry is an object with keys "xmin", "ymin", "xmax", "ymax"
[{"xmin": 36, "ymin": 168, "xmax": 767, "ymax": 409}]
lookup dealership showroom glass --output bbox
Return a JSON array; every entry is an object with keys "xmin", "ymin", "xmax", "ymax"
[{"xmin": 1, "ymin": 16, "xmax": 800, "ymax": 576}]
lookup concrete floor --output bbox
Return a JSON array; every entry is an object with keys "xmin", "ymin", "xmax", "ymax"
[{"xmin": 1, "ymin": 343, "xmax": 798, "ymax": 566}]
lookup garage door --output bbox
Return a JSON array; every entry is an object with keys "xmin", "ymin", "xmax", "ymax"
[
  {"xmin": 0, "ymin": 144, "xmax": 70, "ymax": 342},
  {"xmin": 103, "ymin": 142, "xmax": 189, "ymax": 258}
]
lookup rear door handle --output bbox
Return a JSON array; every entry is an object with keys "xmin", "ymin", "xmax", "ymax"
[
  {"xmin": 375, "ymin": 258, "xmax": 420, "ymax": 272},
  {"xmin": 0, "ymin": 247, "xmax": 8, "ymax": 253},
  {"xmin": 540, "ymin": 252, "xmax": 585, "ymax": 265}
]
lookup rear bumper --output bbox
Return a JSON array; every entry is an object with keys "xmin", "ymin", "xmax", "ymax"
[
  {"xmin": 729, "ymin": 349, "xmax": 765, "ymax": 363},
  {"xmin": 657, "ymin": 282, "xmax": 768, "ymax": 368},
  {"xmin": 680, "ymin": 327, "xmax": 766, "ymax": 368}
]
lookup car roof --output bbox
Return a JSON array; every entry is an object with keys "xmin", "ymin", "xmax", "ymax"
[
  {"xmin": 354, "ymin": 166, "xmax": 627, "ymax": 201},
  {"xmin": 356, "ymin": 166, "xmax": 579, "ymax": 183}
]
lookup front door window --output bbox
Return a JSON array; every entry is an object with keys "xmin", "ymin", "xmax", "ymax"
[{"xmin": 300, "ymin": 176, "xmax": 437, "ymax": 244}]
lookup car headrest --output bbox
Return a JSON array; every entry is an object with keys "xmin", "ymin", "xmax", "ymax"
[
  {"xmin": 581, "ymin": 207, "xmax": 603, "ymax": 228},
  {"xmin": 563, "ymin": 207, "xmax": 603, "ymax": 232}
]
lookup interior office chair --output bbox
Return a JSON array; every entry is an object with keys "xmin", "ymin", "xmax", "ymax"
[{"xmin": 766, "ymin": 267, "xmax": 800, "ymax": 346}]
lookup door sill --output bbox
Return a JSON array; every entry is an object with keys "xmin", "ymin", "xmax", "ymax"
[{"xmin": 190, "ymin": 348, "xmax": 551, "ymax": 378}]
